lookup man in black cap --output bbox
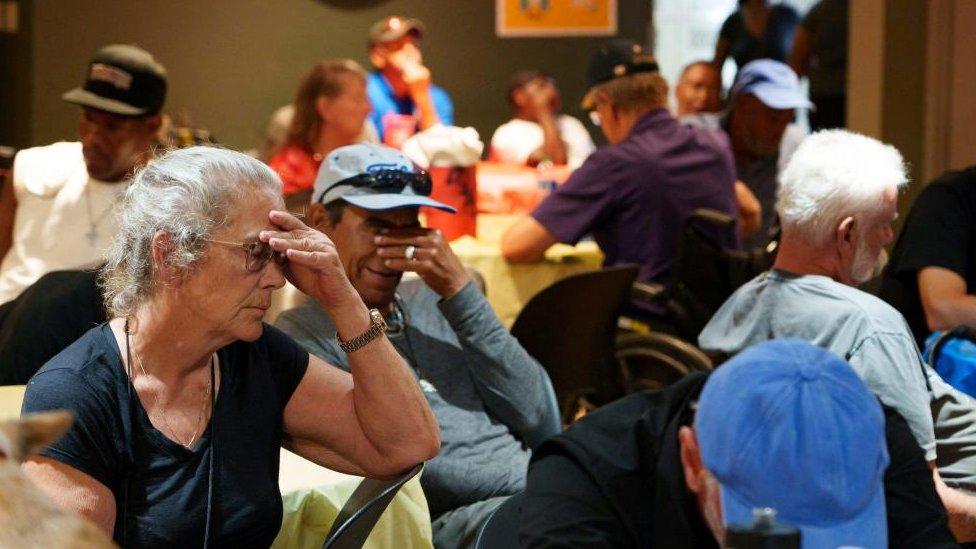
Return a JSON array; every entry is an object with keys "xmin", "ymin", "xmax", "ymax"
[
  {"xmin": 0, "ymin": 43, "xmax": 166, "ymax": 305},
  {"xmin": 366, "ymin": 15, "xmax": 454, "ymax": 144},
  {"xmin": 501, "ymin": 40, "xmax": 739, "ymax": 322}
]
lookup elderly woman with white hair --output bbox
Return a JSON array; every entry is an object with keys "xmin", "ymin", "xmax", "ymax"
[{"xmin": 20, "ymin": 146, "xmax": 440, "ymax": 547}]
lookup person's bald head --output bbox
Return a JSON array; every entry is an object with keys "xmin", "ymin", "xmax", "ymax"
[{"xmin": 675, "ymin": 61, "xmax": 721, "ymax": 117}]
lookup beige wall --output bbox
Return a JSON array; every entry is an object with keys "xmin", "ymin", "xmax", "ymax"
[
  {"xmin": 850, "ymin": 0, "xmax": 976, "ymax": 199},
  {"xmin": 26, "ymin": 0, "xmax": 650, "ymax": 151}
]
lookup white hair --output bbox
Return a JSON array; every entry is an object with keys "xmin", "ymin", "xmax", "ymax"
[
  {"xmin": 101, "ymin": 146, "xmax": 282, "ymax": 317},
  {"xmin": 776, "ymin": 129, "xmax": 908, "ymax": 246}
]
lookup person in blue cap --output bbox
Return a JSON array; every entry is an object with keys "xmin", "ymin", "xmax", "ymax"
[
  {"xmin": 701, "ymin": 129, "xmax": 976, "ymax": 541},
  {"xmin": 275, "ymin": 143, "xmax": 558, "ymax": 548},
  {"xmin": 686, "ymin": 58, "xmax": 812, "ymax": 250},
  {"xmin": 520, "ymin": 339, "xmax": 956, "ymax": 548}
]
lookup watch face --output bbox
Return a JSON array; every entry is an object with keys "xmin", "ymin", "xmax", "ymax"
[{"xmin": 370, "ymin": 308, "xmax": 388, "ymax": 330}]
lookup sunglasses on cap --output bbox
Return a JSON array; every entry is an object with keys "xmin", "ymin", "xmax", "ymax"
[
  {"xmin": 317, "ymin": 168, "xmax": 433, "ymax": 204},
  {"xmin": 206, "ymin": 236, "xmax": 286, "ymax": 273}
]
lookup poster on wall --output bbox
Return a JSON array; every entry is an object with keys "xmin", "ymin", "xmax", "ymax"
[{"xmin": 496, "ymin": 0, "xmax": 617, "ymax": 37}]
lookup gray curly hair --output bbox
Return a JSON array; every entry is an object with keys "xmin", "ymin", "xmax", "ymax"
[{"xmin": 101, "ymin": 146, "xmax": 282, "ymax": 317}]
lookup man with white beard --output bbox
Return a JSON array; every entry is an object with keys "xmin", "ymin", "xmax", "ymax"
[{"xmin": 699, "ymin": 129, "xmax": 976, "ymax": 542}]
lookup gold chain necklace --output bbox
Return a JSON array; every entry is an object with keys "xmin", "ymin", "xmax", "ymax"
[{"xmin": 131, "ymin": 343, "xmax": 213, "ymax": 449}]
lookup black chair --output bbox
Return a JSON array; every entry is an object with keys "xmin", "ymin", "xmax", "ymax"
[
  {"xmin": 322, "ymin": 463, "xmax": 423, "ymax": 549},
  {"xmin": 510, "ymin": 265, "xmax": 639, "ymax": 424},
  {"xmin": 473, "ymin": 491, "xmax": 524, "ymax": 549},
  {"xmin": 632, "ymin": 208, "xmax": 776, "ymax": 342}
]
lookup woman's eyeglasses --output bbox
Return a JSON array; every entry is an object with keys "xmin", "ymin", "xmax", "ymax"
[
  {"xmin": 206, "ymin": 237, "xmax": 286, "ymax": 272},
  {"xmin": 316, "ymin": 169, "xmax": 432, "ymax": 204}
]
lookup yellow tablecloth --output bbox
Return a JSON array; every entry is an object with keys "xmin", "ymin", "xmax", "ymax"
[
  {"xmin": 452, "ymin": 214, "xmax": 604, "ymax": 326},
  {"xmin": 1, "ymin": 386, "xmax": 432, "ymax": 549},
  {"xmin": 268, "ymin": 214, "xmax": 603, "ymax": 328}
]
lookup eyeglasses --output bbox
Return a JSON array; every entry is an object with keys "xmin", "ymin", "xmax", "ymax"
[
  {"xmin": 317, "ymin": 169, "xmax": 432, "ymax": 204},
  {"xmin": 206, "ymin": 237, "xmax": 286, "ymax": 272}
]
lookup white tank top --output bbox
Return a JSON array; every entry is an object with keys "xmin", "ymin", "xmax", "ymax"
[{"xmin": 0, "ymin": 142, "xmax": 125, "ymax": 304}]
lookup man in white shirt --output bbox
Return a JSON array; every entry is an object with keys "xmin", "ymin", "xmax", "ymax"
[
  {"xmin": 0, "ymin": 44, "xmax": 165, "ymax": 305},
  {"xmin": 490, "ymin": 70, "xmax": 595, "ymax": 169}
]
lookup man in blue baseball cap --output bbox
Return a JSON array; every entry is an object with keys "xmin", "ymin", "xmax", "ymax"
[
  {"xmin": 276, "ymin": 143, "xmax": 559, "ymax": 548},
  {"xmin": 686, "ymin": 58, "xmax": 812, "ymax": 249},
  {"xmin": 520, "ymin": 339, "xmax": 956, "ymax": 547}
]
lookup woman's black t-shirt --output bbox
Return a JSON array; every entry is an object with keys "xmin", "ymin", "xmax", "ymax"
[{"xmin": 22, "ymin": 323, "xmax": 310, "ymax": 548}]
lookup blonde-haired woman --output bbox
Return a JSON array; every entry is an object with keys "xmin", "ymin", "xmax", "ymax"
[{"xmin": 269, "ymin": 59, "xmax": 375, "ymax": 198}]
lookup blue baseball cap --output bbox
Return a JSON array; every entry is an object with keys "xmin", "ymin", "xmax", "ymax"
[
  {"xmin": 696, "ymin": 339, "xmax": 889, "ymax": 549},
  {"xmin": 312, "ymin": 143, "xmax": 455, "ymax": 213},
  {"xmin": 730, "ymin": 59, "xmax": 814, "ymax": 110}
]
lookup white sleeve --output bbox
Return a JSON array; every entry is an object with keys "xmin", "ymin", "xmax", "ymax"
[
  {"xmin": 557, "ymin": 116, "xmax": 596, "ymax": 169},
  {"xmin": 12, "ymin": 142, "xmax": 80, "ymax": 199},
  {"xmin": 491, "ymin": 121, "xmax": 532, "ymax": 164}
]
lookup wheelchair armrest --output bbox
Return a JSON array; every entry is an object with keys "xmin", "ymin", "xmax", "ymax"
[{"xmin": 631, "ymin": 281, "xmax": 667, "ymax": 304}]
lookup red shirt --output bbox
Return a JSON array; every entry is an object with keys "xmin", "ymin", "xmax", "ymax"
[{"xmin": 268, "ymin": 145, "xmax": 323, "ymax": 196}]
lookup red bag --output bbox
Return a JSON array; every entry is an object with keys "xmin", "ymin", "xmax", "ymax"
[{"xmin": 424, "ymin": 165, "xmax": 478, "ymax": 241}]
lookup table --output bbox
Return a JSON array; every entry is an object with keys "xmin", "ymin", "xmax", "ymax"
[
  {"xmin": 0, "ymin": 387, "xmax": 432, "ymax": 549},
  {"xmin": 451, "ymin": 214, "xmax": 604, "ymax": 327}
]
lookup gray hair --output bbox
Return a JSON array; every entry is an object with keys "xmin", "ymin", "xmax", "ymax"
[
  {"xmin": 776, "ymin": 129, "xmax": 908, "ymax": 247},
  {"xmin": 101, "ymin": 146, "xmax": 282, "ymax": 317}
]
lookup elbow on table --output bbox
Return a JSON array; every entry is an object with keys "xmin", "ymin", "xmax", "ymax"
[{"xmin": 501, "ymin": 237, "xmax": 545, "ymax": 264}]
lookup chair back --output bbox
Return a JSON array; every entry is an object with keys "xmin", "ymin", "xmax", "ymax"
[
  {"xmin": 322, "ymin": 463, "xmax": 423, "ymax": 549},
  {"xmin": 665, "ymin": 209, "xmax": 774, "ymax": 340},
  {"xmin": 473, "ymin": 491, "xmax": 524, "ymax": 549},
  {"xmin": 511, "ymin": 265, "xmax": 639, "ymax": 423}
]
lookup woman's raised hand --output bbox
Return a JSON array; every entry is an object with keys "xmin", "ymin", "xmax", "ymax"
[{"xmin": 260, "ymin": 210, "xmax": 354, "ymax": 306}]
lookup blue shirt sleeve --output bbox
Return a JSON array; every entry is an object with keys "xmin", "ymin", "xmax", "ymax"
[
  {"xmin": 22, "ymin": 368, "xmax": 123, "ymax": 490},
  {"xmin": 430, "ymin": 85, "xmax": 454, "ymax": 126},
  {"xmin": 531, "ymin": 149, "xmax": 619, "ymax": 244}
]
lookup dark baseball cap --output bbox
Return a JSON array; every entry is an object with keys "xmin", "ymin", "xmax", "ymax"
[
  {"xmin": 62, "ymin": 44, "xmax": 167, "ymax": 117},
  {"xmin": 369, "ymin": 15, "xmax": 425, "ymax": 45},
  {"xmin": 581, "ymin": 40, "xmax": 659, "ymax": 109},
  {"xmin": 507, "ymin": 69, "xmax": 554, "ymax": 102}
]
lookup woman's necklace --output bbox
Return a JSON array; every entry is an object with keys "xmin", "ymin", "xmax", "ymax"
[
  {"xmin": 83, "ymin": 183, "xmax": 121, "ymax": 248},
  {"xmin": 131, "ymin": 342, "xmax": 214, "ymax": 449}
]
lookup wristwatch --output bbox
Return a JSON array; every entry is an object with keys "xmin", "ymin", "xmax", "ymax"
[{"xmin": 337, "ymin": 309, "xmax": 388, "ymax": 353}]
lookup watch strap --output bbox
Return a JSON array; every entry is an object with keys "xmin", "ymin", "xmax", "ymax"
[{"xmin": 337, "ymin": 309, "xmax": 387, "ymax": 353}]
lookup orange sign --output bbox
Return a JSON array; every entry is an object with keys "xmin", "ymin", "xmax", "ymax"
[{"xmin": 496, "ymin": 0, "xmax": 617, "ymax": 37}]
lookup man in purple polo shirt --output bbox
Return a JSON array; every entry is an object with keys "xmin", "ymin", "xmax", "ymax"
[{"xmin": 502, "ymin": 39, "xmax": 738, "ymax": 317}]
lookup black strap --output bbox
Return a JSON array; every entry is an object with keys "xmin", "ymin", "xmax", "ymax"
[{"xmin": 203, "ymin": 354, "xmax": 216, "ymax": 547}]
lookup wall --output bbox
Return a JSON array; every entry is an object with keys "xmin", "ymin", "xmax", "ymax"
[
  {"xmin": 850, "ymin": 0, "xmax": 976, "ymax": 223},
  {"xmin": 0, "ymin": 0, "xmax": 32, "ymax": 148},
  {"xmin": 25, "ymin": 0, "xmax": 650, "ymax": 151}
]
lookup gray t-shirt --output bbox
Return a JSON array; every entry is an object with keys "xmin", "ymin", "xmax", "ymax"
[
  {"xmin": 700, "ymin": 270, "xmax": 976, "ymax": 490},
  {"xmin": 274, "ymin": 280, "xmax": 557, "ymax": 516}
]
